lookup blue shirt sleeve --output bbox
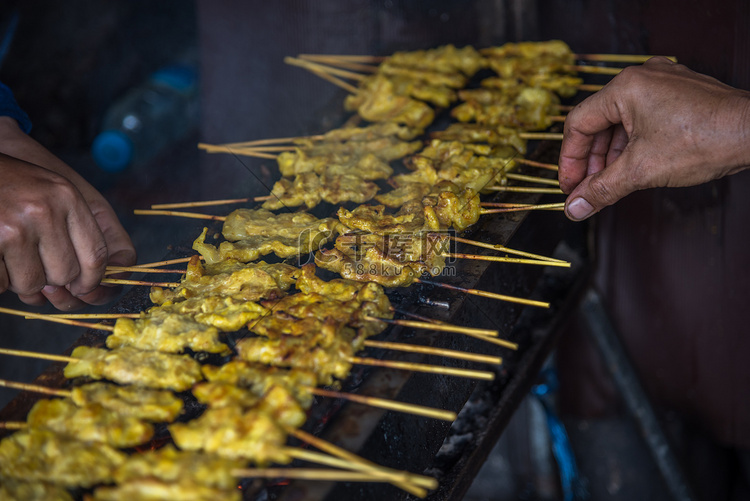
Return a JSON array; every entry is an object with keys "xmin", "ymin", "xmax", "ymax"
[{"xmin": 0, "ymin": 81, "xmax": 31, "ymax": 134}]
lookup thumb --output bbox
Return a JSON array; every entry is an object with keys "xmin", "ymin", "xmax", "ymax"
[{"xmin": 564, "ymin": 155, "xmax": 636, "ymax": 221}]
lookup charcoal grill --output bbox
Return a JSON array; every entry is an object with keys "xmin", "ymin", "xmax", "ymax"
[{"xmin": 0, "ymin": 141, "xmax": 589, "ymax": 499}]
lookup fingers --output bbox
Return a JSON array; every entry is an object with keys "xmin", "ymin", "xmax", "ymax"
[
  {"xmin": 564, "ymin": 153, "xmax": 635, "ymax": 221},
  {"xmin": 559, "ymin": 86, "xmax": 624, "ymax": 193},
  {"xmin": 64, "ymin": 208, "xmax": 110, "ymax": 297}
]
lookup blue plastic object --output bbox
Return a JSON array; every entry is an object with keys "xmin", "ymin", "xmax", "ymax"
[
  {"xmin": 91, "ymin": 130, "xmax": 133, "ymax": 173},
  {"xmin": 532, "ymin": 367, "xmax": 589, "ymax": 501},
  {"xmin": 91, "ymin": 63, "xmax": 199, "ymax": 172}
]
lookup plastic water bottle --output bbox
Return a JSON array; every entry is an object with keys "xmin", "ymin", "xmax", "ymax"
[{"xmin": 91, "ymin": 64, "xmax": 199, "ymax": 172}]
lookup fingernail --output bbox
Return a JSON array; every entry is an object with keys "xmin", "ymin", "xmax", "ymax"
[
  {"xmin": 42, "ymin": 285, "xmax": 59, "ymax": 294},
  {"xmin": 567, "ymin": 197, "xmax": 594, "ymax": 220}
]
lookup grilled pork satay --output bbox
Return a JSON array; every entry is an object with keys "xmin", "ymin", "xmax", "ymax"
[
  {"xmin": 345, "ymin": 45, "xmax": 485, "ymax": 126},
  {"xmin": 480, "ymin": 40, "xmax": 582, "ymax": 98},
  {"xmin": 296, "ymin": 134, "xmax": 423, "ymax": 161},
  {"xmin": 295, "ymin": 264, "xmax": 395, "ymax": 328},
  {"xmin": 379, "ymin": 63, "xmax": 469, "ymax": 89},
  {"xmin": 64, "ymin": 346, "xmax": 203, "ymax": 392},
  {"xmin": 338, "ymin": 200, "xmax": 431, "ymax": 234},
  {"xmin": 344, "ymin": 75, "xmax": 436, "ymax": 129},
  {"xmin": 316, "ymin": 246, "xmax": 422, "ymax": 288},
  {"xmin": 95, "ymin": 446, "xmax": 244, "ymax": 500},
  {"xmin": 261, "ymin": 172, "xmax": 322, "ymax": 210},
  {"xmin": 93, "ymin": 479, "xmax": 242, "ymax": 501},
  {"xmin": 452, "ymin": 86, "xmax": 560, "ymax": 130},
  {"xmin": 221, "ymin": 208, "xmax": 343, "ymax": 244},
  {"xmin": 155, "ymin": 294, "xmax": 269, "ymax": 332},
  {"xmin": 261, "ymin": 172, "xmax": 380, "ymax": 210},
  {"xmin": 193, "ymin": 382, "xmax": 308, "ymax": 428},
  {"xmin": 168, "ymin": 405, "xmax": 290, "ymax": 464},
  {"xmin": 430, "ymin": 123, "xmax": 528, "ymax": 154},
  {"xmin": 106, "ymin": 306, "xmax": 231, "ymax": 355},
  {"xmin": 202, "ymin": 360, "xmax": 318, "ymax": 409},
  {"xmin": 0, "ymin": 429, "xmax": 126, "ymax": 488},
  {"xmin": 278, "ymin": 150, "xmax": 394, "ymax": 179},
  {"xmin": 0, "ymin": 478, "xmax": 74, "ymax": 501},
  {"xmin": 25, "ymin": 398, "xmax": 154, "ymax": 449},
  {"xmin": 295, "ymin": 262, "xmax": 363, "ymax": 300},
  {"xmin": 236, "ymin": 320, "xmax": 357, "ymax": 385},
  {"xmin": 422, "ymin": 186, "xmax": 482, "ymax": 232},
  {"xmin": 482, "ymin": 73, "xmax": 583, "ymax": 99},
  {"xmin": 200, "ymin": 359, "xmax": 318, "ymax": 428},
  {"xmin": 70, "ymin": 382, "xmax": 183, "ymax": 423},
  {"xmin": 112, "ymin": 444, "xmax": 244, "ymax": 489},
  {"xmin": 375, "ymin": 182, "xmax": 431, "ymax": 208},
  {"xmin": 316, "ymin": 122, "xmax": 423, "ymax": 142},
  {"xmin": 259, "ymin": 123, "xmax": 424, "ymax": 212},
  {"xmin": 150, "ymin": 254, "xmax": 298, "ymax": 302},
  {"xmin": 386, "ymin": 44, "xmax": 487, "ymax": 76},
  {"xmin": 375, "ymin": 139, "xmax": 515, "ymax": 211},
  {"xmin": 331, "ymin": 232, "xmax": 448, "ymax": 285}
]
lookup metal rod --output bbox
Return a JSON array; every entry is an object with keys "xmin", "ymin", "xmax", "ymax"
[{"xmin": 580, "ymin": 289, "xmax": 697, "ymax": 501}]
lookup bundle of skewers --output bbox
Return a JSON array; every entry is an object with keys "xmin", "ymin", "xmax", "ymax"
[{"xmin": 0, "ymin": 40, "xmax": 672, "ymax": 500}]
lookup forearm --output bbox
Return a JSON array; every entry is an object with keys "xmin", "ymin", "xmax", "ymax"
[
  {"xmin": 0, "ymin": 116, "xmax": 97, "ymax": 199},
  {"xmin": 726, "ymin": 90, "xmax": 750, "ymax": 174}
]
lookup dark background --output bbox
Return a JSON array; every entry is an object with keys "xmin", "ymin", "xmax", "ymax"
[{"xmin": 0, "ymin": 1, "xmax": 749, "ymax": 499}]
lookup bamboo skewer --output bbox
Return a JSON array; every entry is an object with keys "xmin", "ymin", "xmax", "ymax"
[
  {"xmin": 296, "ymin": 52, "xmax": 673, "ymax": 65},
  {"xmin": 391, "ymin": 305, "xmax": 521, "ymax": 349},
  {"xmin": 348, "ymin": 356, "xmax": 495, "ymax": 380},
  {"xmin": 392, "ymin": 316, "xmax": 518, "ymax": 350},
  {"xmin": 133, "ymin": 209, "xmax": 227, "ymax": 221},
  {"xmin": 45, "ymin": 313, "xmax": 141, "ymax": 320},
  {"xmin": 286, "ymin": 427, "xmax": 438, "ymax": 490},
  {"xmin": 309, "ymin": 387, "xmax": 456, "ymax": 422},
  {"xmin": 133, "ymin": 257, "xmax": 200, "ymax": 268},
  {"xmin": 284, "ymin": 56, "xmax": 366, "ymax": 82},
  {"xmin": 282, "ymin": 447, "xmax": 429, "ymax": 496},
  {"xmin": 307, "ymin": 67, "xmax": 361, "ymax": 94},
  {"xmin": 105, "ymin": 266, "xmax": 187, "ymax": 275},
  {"xmin": 518, "ymin": 132, "xmax": 563, "ymax": 141},
  {"xmin": 576, "ymin": 54, "xmax": 676, "ymax": 63},
  {"xmin": 100, "ymin": 278, "xmax": 180, "ymax": 288},
  {"xmin": 365, "ymin": 315, "xmax": 498, "ymax": 337},
  {"xmin": 297, "ymin": 54, "xmax": 380, "ymax": 72},
  {"xmin": 0, "ymin": 347, "xmax": 78, "ymax": 364},
  {"xmin": 565, "ymin": 64, "xmax": 623, "ymax": 75},
  {"xmin": 151, "ymin": 198, "xmax": 253, "ymax": 210},
  {"xmin": 224, "ymin": 145, "xmax": 296, "ymax": 153},
  {"xmin": 232, "ymin": 468, "xmax": 396, "ymax": 482},
  {"xmin": 215, "ymin": 134, "xmax": 327, "ymax": 148},
  {"xmin": 487, "ymin": 185, "xmax": 564, "ymax": 194},
  {"xmin": 516, "ymin": 158, "xmax": 559, "ymax": 171},
  {"xmin": 199, "ymin": 144, "xmax": 278, "ymax": 159},
  {"xmin": 0, "ymin": 422, "xmax": 26, "ymax": 430},
  {"xmin": 0, "ymin": 378, "xmax": 72, "ymax": 398},
  {"xmin": 578, "ymin": 83, "xmax": 605, "ymax": 92},
  {"xmin": 0, "ymin": 306, "xmax": 114, "ymax": 331},
  {"xmin": 505, "ymin": 173, "xmax": 560, "ymax": 186},
  {"xmin": 297, "ymin": 54, "xmax": 386, "ymax": 62},
  {"xmin": 480, "ymin": 203, "xmax": 566, "ymax": 214},
  {"xmin": 414, "ymin": 277, "xmax": 549, "ymax": 309},
  {"xmin": 362, "ymin": 340, "xmax": 502, "ymax": 365},
  {"xmin": 444, "ymin": 235, "xmax": 568, "ymax": 264},
  {"xmin": 447, "ymin": 252, "xmax": 570, "ymax": 267}
]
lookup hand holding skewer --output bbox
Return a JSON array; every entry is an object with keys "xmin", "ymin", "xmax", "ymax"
[
  {"xmin": 0, "ymin": 117, "xmax": 136, "ymax": 309},
  {"xmin": 558, "ymin": 57, "xmax": 750, "ymax": 221}
]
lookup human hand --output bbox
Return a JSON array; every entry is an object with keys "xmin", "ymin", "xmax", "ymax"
[
  {"xmin": 558, "ymin": 57, "xmax": 750, "ymax": 221},
  {"xmin": 0, "ymin": 118, "xmax": 136, "ymax": 310}
]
